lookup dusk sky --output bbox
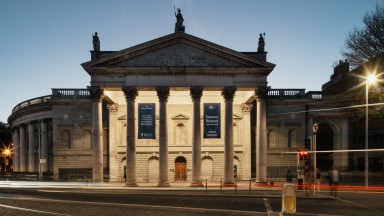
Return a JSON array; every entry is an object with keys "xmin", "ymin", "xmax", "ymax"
[{"xmin": 0, "ymin": 0, "xmax": 381, "ymax": 123}]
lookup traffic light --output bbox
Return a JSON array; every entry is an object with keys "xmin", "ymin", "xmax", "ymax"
[
  {"xmin": 299, "ymin": 150, "xmax": 304, "ymax": 160},
  {"xmin": 304, "ymin": 138, "xmax": 311, "ymax": 150},
  {"xmin": 299, "ymin": 150, "xmax": 309, "ymax": 161}
]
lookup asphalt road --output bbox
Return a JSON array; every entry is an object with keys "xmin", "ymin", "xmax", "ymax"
[{"xmin": 0, "ymin": 182, "xmax": 383, "ymax": 216}]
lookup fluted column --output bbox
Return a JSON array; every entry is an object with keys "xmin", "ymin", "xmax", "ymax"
[
  {"xmin": 190, "ymin": 87, "xmax": 203, "ymax": 187},
  {"xmin": 156, "ymin": 87, "xmax": 170, "ymax": 187},
  {"xmin": 255, "ymin": 87, "xmax": 268, "ymax": 183},
  {"xmin": 19, "ymin": 124, "xmax": 26, "ymax": 172},
  {"xmin": 222, "ymin": 87, "xmax": 237, "ymax": 186},
  {"xmin": 88, "ymin": 86, "xmax": 104, "ymax": 183},
  {"xmin": 13, "ymin": 128, "xmax": 20, "ymax": 172},
  {"xmin": 40, "ymin": 120, "xmax": 48, "ymax": 172},
  {"xmin": 241, "ymin": 103, "xmax": 252, "ymax": 180},
  {"xmin": 108, "ymin": 104, "xmax": 119, "ymax": 182},
  {"xmin": 122, "ymin": 87, "xmax": 138, "ymax": 187}
]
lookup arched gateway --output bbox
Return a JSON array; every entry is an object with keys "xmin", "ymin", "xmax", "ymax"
[{"xmin": 81, "ymin": 26, "xmax": 275, "ymax": 186}]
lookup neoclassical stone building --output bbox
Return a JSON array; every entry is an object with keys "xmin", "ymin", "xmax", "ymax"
[{"xmin": 9, "ymin": 16, "xmax": 382, "ymax": 185}]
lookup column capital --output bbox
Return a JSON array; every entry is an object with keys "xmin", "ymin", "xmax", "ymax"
[
  {"xmin": 221, "ymin": 87, "xmax": 237, "ymax": 101},
  {"xmin": 190, "ymin": 87, "xmax": 203, "ymax": 101},
  {"xmin": 122, "ymin": 87, "xmax": 138, "ymax": 101},
  {"xmin": 88, "ymin": 86, "xmax": 104, "ymax": 100},
  {"xmin": 156, "ymin": 87, "xmax": 170, "ymax": 102},
  {"xmin": 254, "ymin": 86, "xmax": 268, "ymax": 101},
  {"xmin": 241, "ymin": 103, "xmax": 253, "ymax": 113},
  {"xmin": 107, "ymin": 103, "xmax": 119, "ymax": 114}
]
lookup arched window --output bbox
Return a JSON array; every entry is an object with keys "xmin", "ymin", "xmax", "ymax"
[
  {"xmin": 268, "ymin": 129, "xmax": 277, "ymax": 148},
  {"xmin": 61, "ymin": 130, "xmax": 71, "ymax": 149},
  {"xmin": 82, "ymin": 130, "xmax": 92, "ymax": 149},
  {"xmin": 288, "ymin": 129, "xmax": 297, "ymax": 148}
]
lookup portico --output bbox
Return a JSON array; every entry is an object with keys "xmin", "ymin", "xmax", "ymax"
[{"xmin": 82, "ymin": 31, "xmax": 275, "ymax": 185}]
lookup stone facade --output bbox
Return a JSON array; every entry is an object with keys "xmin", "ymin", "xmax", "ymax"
[{"xmin": 10, "ymin": 31, "xmax": 382, "ymax": 185}]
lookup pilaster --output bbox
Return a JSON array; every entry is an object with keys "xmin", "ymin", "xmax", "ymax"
[
  {"xmin": 241, "ymin": 103, "xmax": 252, "ymax": 180},
  {"xmin": 107, "ymin": 103, "xmax": 119, "ymax": 182}
]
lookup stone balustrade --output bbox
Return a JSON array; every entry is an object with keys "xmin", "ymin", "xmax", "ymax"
[
  {"xmin": 268, "ymin": 89, "xmax": 322, "ymax": 99},
  {"xmin": 12, "ymin": 95, "xmax": 51, "ymax": 113},
  {"xmin": 52, "ymin": 88, "xmax": 91, "ymax": 99}
]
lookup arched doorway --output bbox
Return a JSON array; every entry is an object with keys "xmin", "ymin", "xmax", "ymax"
[
  {"xmin": 175, "ymin": 156, "xmax": 187, "ymax": 181},
  {"xmin": 317, "ymin": 123, "xmax": 334, "ymax": 171}
]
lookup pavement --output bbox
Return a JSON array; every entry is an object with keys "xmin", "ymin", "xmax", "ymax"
[{"xmin": 0, "ymin": 180, "xmax": 335, "ymax": 200}]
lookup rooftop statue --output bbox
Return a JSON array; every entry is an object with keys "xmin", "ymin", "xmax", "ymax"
[
  {"xmin": 174, "ymin": 7, "xmax": 185, "ymax": 32},
  {"xmin": 257, "ymin": 33, "xmax": 265, "ymax": 52},
  {"xmin": 92, "ymin": 32, "xmax": 100, "ymax": 52}
]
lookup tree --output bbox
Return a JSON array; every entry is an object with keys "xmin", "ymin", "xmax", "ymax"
[
  {"xmin": 0, "ymin": 122, "xmax": 11, "ymax": 147},
  {"xmin": 342, "ymin": 3, "xmax": 384, "ymax": 68}
]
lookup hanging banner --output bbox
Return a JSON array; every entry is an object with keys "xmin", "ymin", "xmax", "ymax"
[
  {"xmin": 138, "ymin": 103, "xmax": 156, "ymax": 139},
  {"xmin": 204, "ymin": 103, "xmax": 221, "ymax": 138}
]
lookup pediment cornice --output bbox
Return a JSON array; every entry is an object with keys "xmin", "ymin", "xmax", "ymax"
[{"xmin": 82, "ymin": 32, "xmax": 275, "ymax": 76}]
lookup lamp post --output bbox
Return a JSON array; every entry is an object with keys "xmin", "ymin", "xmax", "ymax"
[{"xmin": 365, "ymin": 74, "xmax": 376, "ymax": 188}]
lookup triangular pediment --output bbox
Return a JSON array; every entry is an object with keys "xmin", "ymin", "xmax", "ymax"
[
  {"xmin": 82, "ymin": 33, "xmax": 275, "ymax": 75},
  {"xmin": 171, "ymin": 113, "xmax": 190, "ymax": 120}
]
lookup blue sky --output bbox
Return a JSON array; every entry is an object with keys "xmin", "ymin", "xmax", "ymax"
[{"xmin": 0, "ymin": 0, "xmax": 381, "ymax": 123}]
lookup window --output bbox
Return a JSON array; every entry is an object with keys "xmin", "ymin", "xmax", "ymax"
[
  {"xmin": 60, "ymin": 130, "xmax": 71, "ymax": 149},
  {"xmin": 288, "ymin": 129, "xmax": 297, "ymax": 148},
  {"xmin": 268, "ymin": 129, "xmax": 277, "ymax": 148}
]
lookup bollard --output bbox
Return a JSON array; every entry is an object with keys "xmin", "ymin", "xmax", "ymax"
[
  {"xmin": 205, "ymin": 179, "xmax": 208, "ymax": 194},
  {"xmin": 281, "ymin": 183, "xmax": 296, "ymax": 214},
  {"xmin": 220, "ymin": 179, "xmax": 222, "ymax": 193},
  {"xmin": 235, "ymin": 181, "xmax": 237, "ymax": 194},
  {"xmin": 249, "ymin": 179, "xmax": 252, "ymax": 194}
]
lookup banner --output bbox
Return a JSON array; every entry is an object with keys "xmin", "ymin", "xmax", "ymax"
[
  {"xmin": 138, "ymin": 103, "xmax": 156, "ymax": 139},
  {"xmin": 204, "ymin": 103, "xmax": 221, "ymax": 138}
]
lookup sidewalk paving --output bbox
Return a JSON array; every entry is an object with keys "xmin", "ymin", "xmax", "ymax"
[{"xmin": 0, "ymin": 180, "xmax": 334, "ymax": 199}]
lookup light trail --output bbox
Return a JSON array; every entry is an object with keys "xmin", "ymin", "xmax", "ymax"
[
  {"xmin": 267, "ymin": 102, "xmax": 384, "ymax": 116},
  {"xmin": 281, "ymin": 148, "xmax": 384, "ymax": 154},
  {"xmin": 0, "ymin": 203, "xmax": 71, "ymax": 216}
]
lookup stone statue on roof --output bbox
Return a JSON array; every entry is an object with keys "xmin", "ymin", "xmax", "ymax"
[
  {"xmin": 92, "ymin": 32, "xmax": 100, "ymax": 52},
  {"xmin": 174, "ymin": 7, "xmax": 185, "ymax": 33},
  {"xmin": 257, "ymin": 33, "xmax": 265, "ymax": 52}
]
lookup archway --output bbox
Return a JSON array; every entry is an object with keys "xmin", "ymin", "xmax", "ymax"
[
  {"xmin": 317, "ymin": 123, "xmax": 334, "ymax": 171},
  {"xmin": 175, "ymin": 156, "xmax": 187, "ymax": 181}
]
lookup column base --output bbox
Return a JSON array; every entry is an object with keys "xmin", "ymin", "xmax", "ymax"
[
  {"xmin": 125, "ymin": 182, "xmax": 138, "ymax": 187},
  {"xmin": 254, "ymin": 181, "xmax": 268, "ymax": 187},
  {"xmin": 157, "ymin": 182, "xmax": 170, "ymax": 187},
  {"xmin": 190, "ymin": 182, "xmax": 204, "ymax": 187},
  {"xmin": 223, "ymin": 181, "xmax": 236, "ymax": 187}
]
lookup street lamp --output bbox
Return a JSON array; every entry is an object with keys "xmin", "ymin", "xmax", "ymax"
[{"xmin": 365, "ymin": 73, "xmax": 376, "ymax": 188}]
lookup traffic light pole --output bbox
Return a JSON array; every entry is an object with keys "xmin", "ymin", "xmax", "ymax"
[{"xmin": 312, "ymin": 122, "xmax": 318, "ymax": 196}]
